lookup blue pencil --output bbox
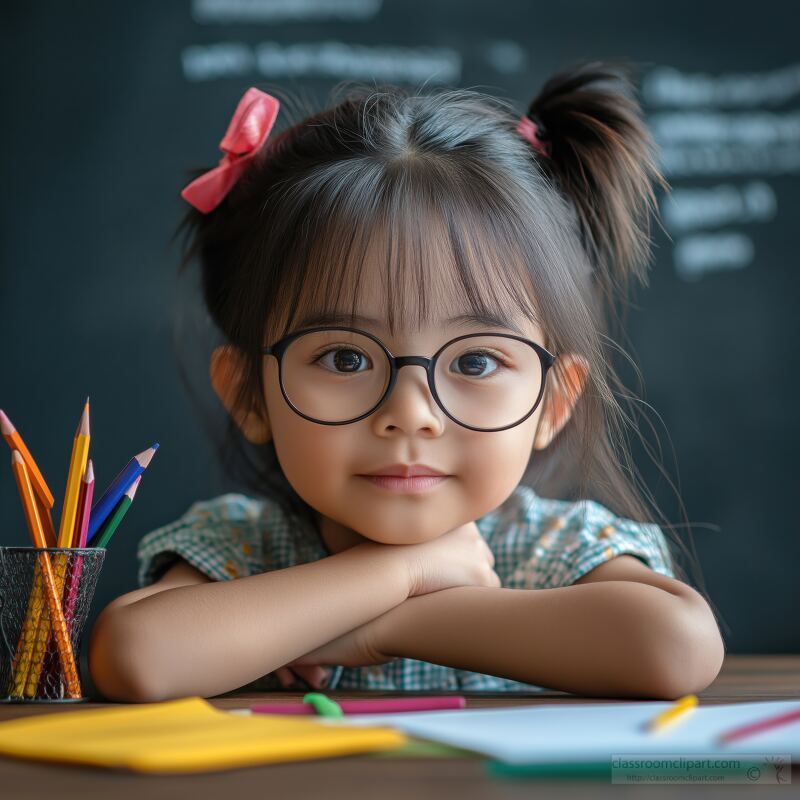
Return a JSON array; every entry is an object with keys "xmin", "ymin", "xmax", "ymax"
[{"xmin": 86, "ymin": 444, "xmax": 159, "ymax": 543}]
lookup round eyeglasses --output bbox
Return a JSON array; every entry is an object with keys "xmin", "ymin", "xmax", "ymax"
[{"xmin": 262, "ymin": 326, "xmax": 557, "ymax": 433}]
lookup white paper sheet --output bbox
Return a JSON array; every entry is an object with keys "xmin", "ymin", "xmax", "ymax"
[{"xmin": 317, "ymin": 700, "xmax": 800, "ymax": 764}]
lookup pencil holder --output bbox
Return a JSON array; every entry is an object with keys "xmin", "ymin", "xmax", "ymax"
[{"xmin": 0, "ymin": 547, "xmax": 105, "ymax": 702}]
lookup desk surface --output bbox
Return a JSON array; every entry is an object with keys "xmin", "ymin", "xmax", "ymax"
[{"xmin": 1, "ymin": 655, "xmax": 798, "ymax": 798}]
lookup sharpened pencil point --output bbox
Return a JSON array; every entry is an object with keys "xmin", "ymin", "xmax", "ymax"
[
  {"xmin": 0, "ymin": 409, "xmax": 14, "ymax": 435},
  {"xmin": 126, "ymin": 475, "xmax": 143, "ymax": 500},
  {"xmin": 77, "ymin": 398, "xmax": 91, "ymax": 436},
  {"xmin": 11, "ymin": 449, "xmax": 23, "ymax": 464},
  {"xmin": 84, "ymin": 459, "xmax": 95, "ymax": 483},
  {"xmin": 135, "ymin": 444, "xmax": 159, "ymax": 468}
]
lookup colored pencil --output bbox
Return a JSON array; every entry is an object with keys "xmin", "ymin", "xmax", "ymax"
[
  {"xmin": 37, "ymin": 460, "xmax": 97, "ymax": 693},
  {"xmin": 25, "ymin": 399, "xmax": 90, "ymax": 694},
  {"xmin": 94, "ymin": 475, "xmax": 141, "ymax": 549},
  {"xmin": 251, "ymin": 695, "xmax": 467, "ymax": 715},
  {"xmin": 56, "ymin": 398, "xmax": 91, "ymax": 548},
  {"xmin": 1, "ymin": 409, "xmax": 55, "ymax": 507},
  {"xmin": 8, "ymin": 559, "xmax": 46, "ymax": 697},
  {"xmin": 716, "ymin": 707, "xmax": 800, "ymax": 745},
  {"xmin": 0, "ymin": 409, "xmax": 56, "ymax": 547},
  {"xmin": 71, "ymin": 459, "xmax": 95, "ymax": 548},
  {"xmin": 10, "ymin": 452, "xmax": 81, "ymax": 698},
  {"xmin": 646, "ymin": 694, "xmax": 698, "ymax": 733},
  {"xmin": 87, "ymin": 443, "xmax": 158, "ymax": 543}
]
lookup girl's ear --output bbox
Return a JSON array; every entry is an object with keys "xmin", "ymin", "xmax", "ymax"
[
  {"xmin": 210, "ymin": 345, "xmax": 272, "ymax": 444},
  {"xmin": 533, "ymin": 353, "xmax": 589, "ymax": 451}
]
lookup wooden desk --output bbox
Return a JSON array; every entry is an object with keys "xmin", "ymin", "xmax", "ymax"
[{"xmin": 1, "ymin": 655, "xmax": 798, "ymax": 798}]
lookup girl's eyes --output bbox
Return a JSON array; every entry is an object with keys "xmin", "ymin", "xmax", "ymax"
[
  {"xmin": 313, "ymin": 346, "xmax": 371, "ymax": 374},
  {"xmin": 311, "ymin": 346, "xmax": 510, "ymax": 378},
  {"xmin": 452, "ymin": 350, "xmax": 506, "ymax": 378}
]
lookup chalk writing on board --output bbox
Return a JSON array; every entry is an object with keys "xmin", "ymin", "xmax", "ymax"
[
  {"xmin": 182, "ymin": 41, "xmax": 461, "ymax": 84},
  {"xmin": 643, "ymin": 63, "xmax": 800, "ymax": 108},
  {"xmin": 644, "ymin": 64, "xmax": 798, "ymax": 281},
  {"xmin": 192, "ymin": 0, "xmax": 383, "ymax": 24},
  {"xmin": 662, "ymin": 182, "xmax": 777, "ymax": 234}
]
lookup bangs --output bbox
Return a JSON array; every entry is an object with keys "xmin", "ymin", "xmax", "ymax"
[{"xmin": 269, "ymin": 156, "xmax": 545, "ymax": 344}]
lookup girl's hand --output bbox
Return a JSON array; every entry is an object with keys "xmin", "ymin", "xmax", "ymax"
[
  {"xmin": 276, "ymin": 615, "xmax": 397, "ymax": 687},
  {"xmin": 401, "ymin": 521, "xmax": 501, "ymax": 597},
  {"xmin": 272, "ymin": 663, "xmax": 332, "ymax": 691}
]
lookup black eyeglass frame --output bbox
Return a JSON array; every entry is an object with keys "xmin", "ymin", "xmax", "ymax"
[{"xmin": 262, "ymin": 326, "xmax": 558, "ymax": 433}]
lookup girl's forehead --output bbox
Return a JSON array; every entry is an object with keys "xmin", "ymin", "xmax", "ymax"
[
  {"xmin": 291, "ymin": 297, "xmax": 543, "ymax": 344},
  {"xmin": 278, "ymin": 205, "xmax": 546, "ymax": 344}
]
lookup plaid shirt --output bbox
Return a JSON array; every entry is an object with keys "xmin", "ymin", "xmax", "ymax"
[{"xmin": 137, "ymin": 484, "xmax": 674, "ymax": 693}]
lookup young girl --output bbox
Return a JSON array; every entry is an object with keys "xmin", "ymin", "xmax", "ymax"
[{"xmin": 89, "ymin": 59, "xmax": 724, "ymax": 702}]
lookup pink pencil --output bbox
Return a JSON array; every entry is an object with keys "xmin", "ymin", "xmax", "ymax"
[
  {"xmin": 73, "ymin": 459, "xmax": 95, "ymax": 548},
  {"xmin": 38, "ymin": 460, "xmax": 96, "ymax": 693},
  {"xmin": 716, "ymin": 707, "xmax": 800, "ymax": 745},
  {"xmin": 251, "ymin": 695, "xmax": 466, "ymax": 715}
]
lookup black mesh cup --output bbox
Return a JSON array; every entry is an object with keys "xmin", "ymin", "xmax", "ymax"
[{"xmin": 0, "ymin": 547, "xmax": 105, "ymax": 702}]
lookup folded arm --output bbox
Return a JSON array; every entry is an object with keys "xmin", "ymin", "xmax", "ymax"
[{"xmin": 368, "ymin": 556, "xmax": 725, "ymax": 699}]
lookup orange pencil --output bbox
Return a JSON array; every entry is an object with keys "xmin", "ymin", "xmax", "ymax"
[
  {"xmin": 0, "ymin": 409, "xmax": 56, "ymax": 547},
  {"xmin": 10, "ymin": 451, "xmax": 81, "ymax": 698},
  {"xmin": 56, "ymin": 397, "xmax": 91, "ymax": 548}
]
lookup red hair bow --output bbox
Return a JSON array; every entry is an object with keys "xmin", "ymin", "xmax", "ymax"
[{"xmin": 181, "ymin": 87, "xmax": 280, "ymax": 214}]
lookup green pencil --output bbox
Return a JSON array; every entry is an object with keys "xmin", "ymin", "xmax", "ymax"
[{"xmin": 94, "ymin": 475, "xmax": 141, "ymax": 548}]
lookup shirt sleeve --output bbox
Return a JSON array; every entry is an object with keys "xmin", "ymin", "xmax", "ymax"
[
  {"xmin": 515, "ymin": 497, "xmax": 676, "ymax": 590},
  {"xmin": 136, "ymin": 494, "xmax": 267, "ymax": 587}
]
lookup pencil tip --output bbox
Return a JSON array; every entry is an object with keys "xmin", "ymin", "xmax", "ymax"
[
  {"xmin": 78, "ymin": 399, "xmax": 91, "ymax": 436},
  {"xmin": 127, "ymin": 475, "xmax": 143, "ymax": 499},
  {"xmin": 85, "ymin": 459, "xmax": 94, "ymax": 482},
  {"xmin": 11, "ymin": 449, "xmax": 22, "ymax": 463},
  {"xmin": 136, "ymin": 444, "xmax": 159, "ymax": 467},
  {"xmin": 0, "ymin": 409, "xmax": 12, "ymax": 435}
]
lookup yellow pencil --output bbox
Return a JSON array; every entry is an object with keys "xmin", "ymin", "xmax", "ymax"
[
  {"xmin": 24, "ymin": 398, "xmax": 90, "ymax": 695},
  {"xmin": 10, "ymin": 452, "xmax": 81, "ymax": 698},
  {"xmin": 56, "ymin": 397, "xmax": 91, "ymax": 548},
  {"xmin": 646, "ymin": 694, "xmax": 698, "ymax": 733}
]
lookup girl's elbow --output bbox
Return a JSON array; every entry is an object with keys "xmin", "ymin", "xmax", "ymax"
[
  {"xmin": 643, "ymin": 593, "xmax": 725, "ymax": 699},
  {"xmin": 88, "ymin": 607, "xmax": 166, "ymax": 702}
]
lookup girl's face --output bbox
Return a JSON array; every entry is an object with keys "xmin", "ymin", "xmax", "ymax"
[
  {"xmin": 257, "ymin": 268, "xmax": 560, "ymax": 551},
  {"xmin": 212, "ymin": 252, "xmax": 586, "ymax": 552}
]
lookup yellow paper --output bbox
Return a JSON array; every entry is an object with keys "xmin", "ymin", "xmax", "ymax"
[{"xmin": 0, "ymin": 696, "xmax": 407, "ymax": 773}]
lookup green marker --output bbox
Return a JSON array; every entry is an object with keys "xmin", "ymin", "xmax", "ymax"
[{"xmin": 94, "ymin": 475, "xmax": 141, "ymax": 548}]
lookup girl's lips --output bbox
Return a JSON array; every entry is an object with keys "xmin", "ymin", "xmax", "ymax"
[{"xmin": 358, "ymin": 475, "xmax": 450, "ymax": 493}]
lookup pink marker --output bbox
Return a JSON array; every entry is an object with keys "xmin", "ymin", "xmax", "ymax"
[{"xmin": 251, "ymin": 695, "xmax": 466, "ymax": 715}]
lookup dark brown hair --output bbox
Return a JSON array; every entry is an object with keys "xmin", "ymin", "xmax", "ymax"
[{"xmin": 172, "ymin": 59, "xmax": 706, "ymax": 590}]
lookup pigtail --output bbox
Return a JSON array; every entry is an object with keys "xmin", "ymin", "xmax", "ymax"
[{"xmin": 522, "ymin": 60, "xmax": 669, "ymax": 307}]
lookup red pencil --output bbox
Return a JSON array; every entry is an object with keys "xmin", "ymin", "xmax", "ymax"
[{"xmin": 716, "ymin": 707, "xmax": 800, "ymax": 745}]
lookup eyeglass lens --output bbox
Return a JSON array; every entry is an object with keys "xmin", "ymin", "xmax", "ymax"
[{"xmin": 280, "ymin": 329, "xmax": 543, "ymax": 429}]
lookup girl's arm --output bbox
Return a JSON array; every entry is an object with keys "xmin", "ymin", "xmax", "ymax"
[
  {"xmin": 88, "ymin": 540, "xmax": 413, "ymax": 702},
  {"xmin": 369, "ymin": 556, "xmax": 725, "ymax": 699}
]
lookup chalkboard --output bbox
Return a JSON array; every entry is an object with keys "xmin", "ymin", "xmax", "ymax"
[{"xmin": 1, "ymin": 0, "xmax": 797, "ymax": 677}]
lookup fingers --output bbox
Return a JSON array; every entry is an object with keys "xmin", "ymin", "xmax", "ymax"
[
  {"xmin": 275, "ymin": 663, "xmax": 331, "ymax": 690},
  {"xmin": 293, "ymin": 664, "xmax": 331, "ymax": 689},
  {"xmin": 274, "ymin": 666, "xmax": 295, "ymax": 688}
]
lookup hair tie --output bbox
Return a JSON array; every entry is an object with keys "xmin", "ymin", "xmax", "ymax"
[
  {"xmin": 517, "ymin": 114, "xmax": 551, "ymax": 157},
  {"xmin": 181, "ymin": 87, "xmax": 280, "ymax": 214}
]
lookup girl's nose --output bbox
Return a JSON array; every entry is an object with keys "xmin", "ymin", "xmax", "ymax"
[{"xmin": 373, "ymin": 365, "xmax": 446, "ymax": 435}]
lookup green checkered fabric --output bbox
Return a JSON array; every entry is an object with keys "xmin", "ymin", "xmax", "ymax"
[{"xmin": 137, "ymin": 484, "xmax": 674, "ymax": 693}]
